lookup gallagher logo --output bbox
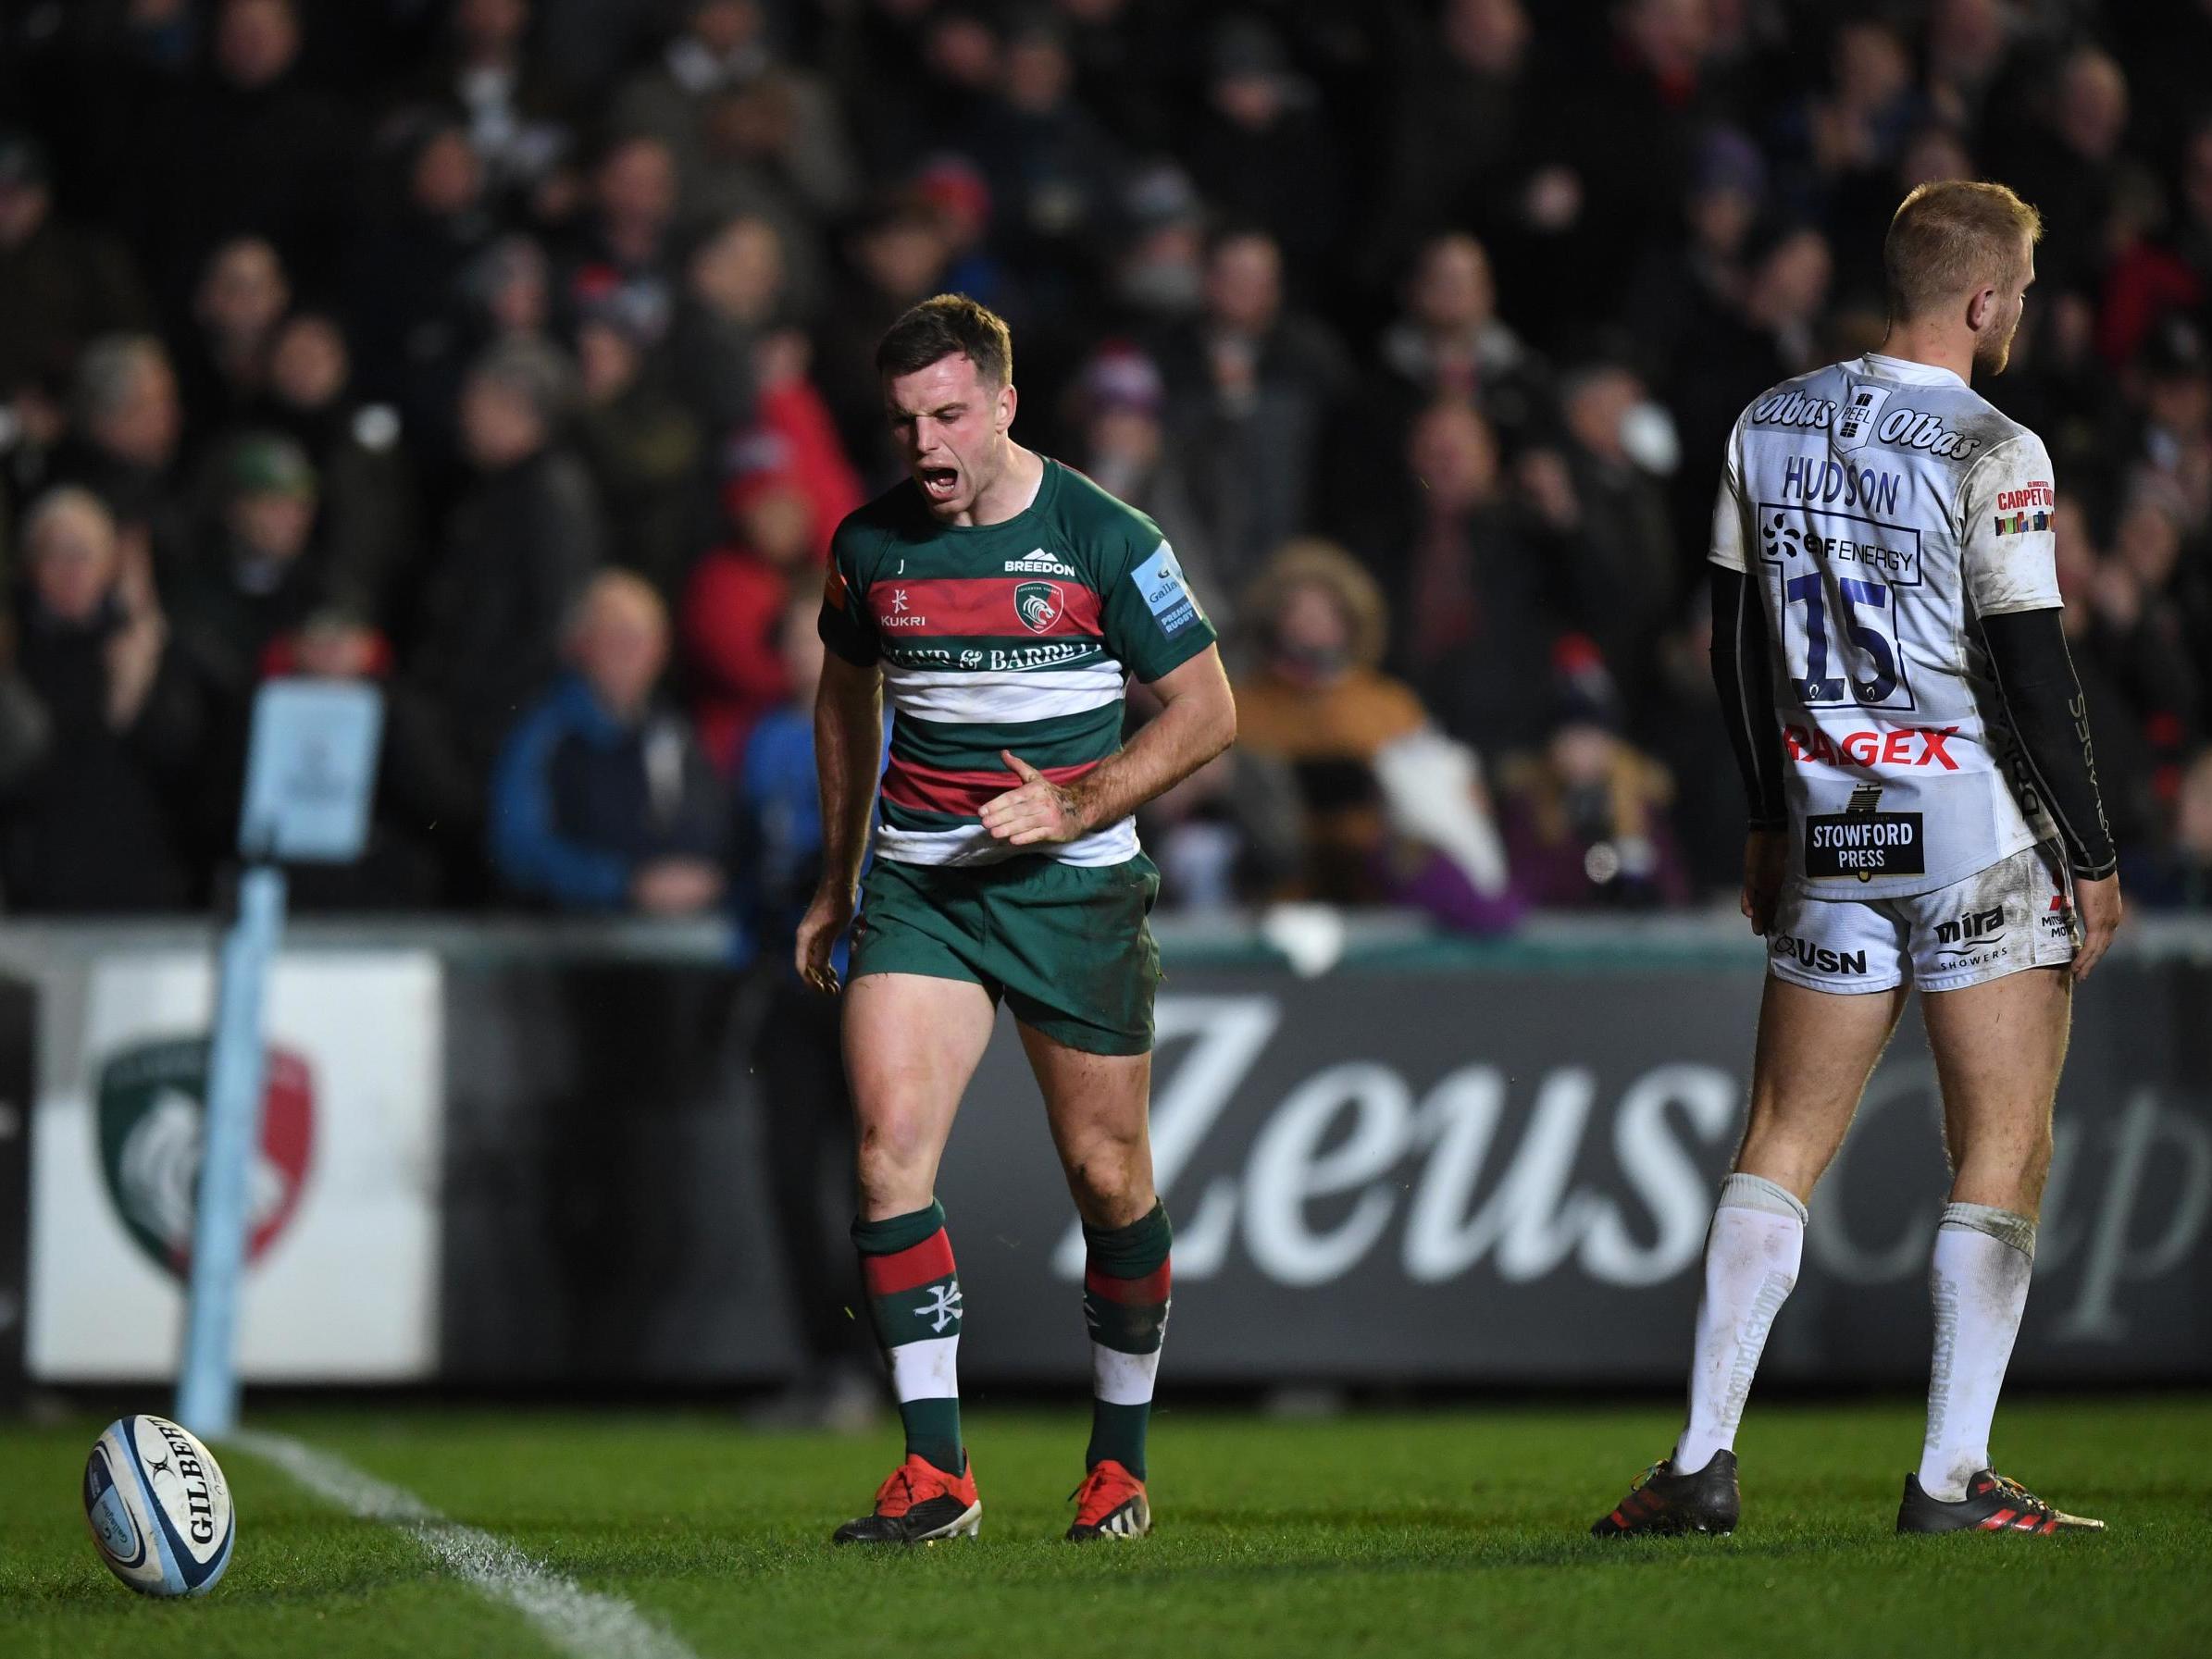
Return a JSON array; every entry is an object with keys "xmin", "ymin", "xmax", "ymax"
[
  {"xmin": 1014, "ymin": 579, "xmax": 1065, "ymax": 634},
  {"xmin": 94, "ymin": 1036, "xmax": 315, "ymax": 1279}
]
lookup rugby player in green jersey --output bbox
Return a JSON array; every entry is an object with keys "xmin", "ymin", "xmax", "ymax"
[{"xmin": 796, "ymin": 295, "xmax": 1236, "ymax": 1545}]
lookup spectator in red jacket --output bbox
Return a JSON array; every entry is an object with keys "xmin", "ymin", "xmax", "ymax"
[
  {"xmin": 721, "ymin": 327, "xmax": 862, "ymax": 563},
  {"xmin": 683, "ymin": 438, "xmax": 821, "ymax": 771}
]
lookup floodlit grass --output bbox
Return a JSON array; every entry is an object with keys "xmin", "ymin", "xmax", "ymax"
[{"xmin": 3, "ymin": 1398, "xmax": 2207, "ymax": 1657}]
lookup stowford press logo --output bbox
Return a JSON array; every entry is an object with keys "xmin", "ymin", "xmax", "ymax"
[{"xmin": 94, "ymin": 1036, "xmax": 315, "ymax": 1278}]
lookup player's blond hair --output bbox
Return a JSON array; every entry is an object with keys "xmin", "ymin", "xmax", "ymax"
[{"xmin": 1883, "ymin": 180, "xmax": 2044, "ymax": 321}]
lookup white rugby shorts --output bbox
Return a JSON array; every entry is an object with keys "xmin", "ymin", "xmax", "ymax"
[{"xmin": 1766, "ymin": 840, "xmax": 2079, "ymax": 995}]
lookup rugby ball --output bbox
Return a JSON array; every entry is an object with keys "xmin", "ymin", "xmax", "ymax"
[{"xmin": 82, "ymin": 1415, "xmax": 235, "ymax": 1597}]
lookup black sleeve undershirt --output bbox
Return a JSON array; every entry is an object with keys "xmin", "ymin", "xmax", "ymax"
[
  {"xmin": 1709, "ymin": 564, "xmax": 1788, "ymax": 832},
  {"xmin": 1978, "ymin": 607, "xmax": 2119, "ymax": 880}
]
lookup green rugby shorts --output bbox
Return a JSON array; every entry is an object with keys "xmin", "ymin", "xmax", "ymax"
[{"xmin": 850, "ymin": 853, "xmax": 1163, "ymax": 1055}]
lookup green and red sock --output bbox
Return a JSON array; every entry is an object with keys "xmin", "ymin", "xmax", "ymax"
[
  {"xmin": 854, "ymin": 1201, "xmax": 963, "ymax": 1475},
  {"xmin": 1082, "ymin": 1203, "xmax": 1172, "ymax": 1479}
]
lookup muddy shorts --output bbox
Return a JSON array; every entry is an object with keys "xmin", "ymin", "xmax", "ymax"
[
  {"xmin": 1767, "ymin": 839, "xmax": 2079, "ymax": 995},
  {"xmin": 850, "ymin": 853, "xmax": 1163, "ymax": 1054}
]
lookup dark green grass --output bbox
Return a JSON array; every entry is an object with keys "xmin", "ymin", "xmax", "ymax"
[{"xmin": 3, "ymin": 1399, "xmax": 2208, "ymax": 1658}]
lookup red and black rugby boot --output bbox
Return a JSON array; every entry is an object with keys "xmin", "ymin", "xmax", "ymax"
[
  {"xmin": 831, "ymin": 1453, "xmax": 981, "ymax": 1545},
  {"xmin": 1591, "ymin": 1450, "xmax": 1741, "ymax": 1537},
  {"xmin": 1064, "ymin": 1459, "xmax": 1150, "ymax": 1541},
  {"xmin": 1896, "ymin": 1469, "xmax": 2104, "ymax": 1534}
]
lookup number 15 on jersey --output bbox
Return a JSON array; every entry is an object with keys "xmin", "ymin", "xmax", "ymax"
[{"xmin": 1757, "ymin": 503, "xmax": 1922, "ymax": 713}]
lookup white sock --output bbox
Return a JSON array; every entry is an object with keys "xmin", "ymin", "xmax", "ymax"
[
  {"xmin": 1673, "ymin": 1173, "xmax": 1806, "ymax": 1475},
  {"xmin": 1917, "ymin": 1203, "xmax": 2036, "ymax": 1502}
]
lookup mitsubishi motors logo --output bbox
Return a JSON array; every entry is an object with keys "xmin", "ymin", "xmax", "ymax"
[{"xmin": 94, "ymin": 1036, "xmax": 315, "ymax": 1278}]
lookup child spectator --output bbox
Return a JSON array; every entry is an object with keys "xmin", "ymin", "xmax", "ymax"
[{"xmin": 1497, "ymin": 637, "xmax": 1690, "ymax": 910}]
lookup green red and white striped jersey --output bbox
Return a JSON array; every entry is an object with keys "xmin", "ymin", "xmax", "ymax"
[{"xmin": 817, "ymin": 459, "xmax": 1215, "ymax": 867}]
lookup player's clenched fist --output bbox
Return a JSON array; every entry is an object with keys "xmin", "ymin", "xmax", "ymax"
[
  {"xmin": 794, "ymin": 882, "xmax": 856, "ymax": 995},
  {"xmin": 1740, "ymin": 828, "xmax": 1788, "ymax": 937},
  {"xmin": 979, "ymin": 751, "xmax": 1088, "ymax": 847},
  {"xmin": 2069, "ymin": 873, "xmax": 2122, "ymax": 982}
]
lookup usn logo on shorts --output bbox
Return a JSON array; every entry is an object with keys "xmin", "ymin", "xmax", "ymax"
[{"xmin": 1805, "ymin": 783, "xmax": 1924, "ymax": 882}]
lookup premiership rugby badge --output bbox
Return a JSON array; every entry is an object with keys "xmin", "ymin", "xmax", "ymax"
[{"xmin": 1014, "ymin": 579, "xmax": 1064, "ymax": 633}]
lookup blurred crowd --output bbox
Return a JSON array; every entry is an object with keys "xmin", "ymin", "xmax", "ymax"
[{"xmin": 2, "ymin": 0, "xmax": 2210, "ymax": 932}]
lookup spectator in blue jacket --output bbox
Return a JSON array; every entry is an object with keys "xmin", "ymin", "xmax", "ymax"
[{"xmin": 489, "ymin": 569, "xmax": 728, "ymax": 912}]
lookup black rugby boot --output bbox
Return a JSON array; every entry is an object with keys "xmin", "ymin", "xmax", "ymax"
[{"xmin": 1591, "ymin": 1450, "xmax": 1741, "ymax": 1537}]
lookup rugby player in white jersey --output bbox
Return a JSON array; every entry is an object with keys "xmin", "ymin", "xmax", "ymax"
[{"xmin": 1593, "ymin": 180, "xmax": 2121, "ymax": 1538}]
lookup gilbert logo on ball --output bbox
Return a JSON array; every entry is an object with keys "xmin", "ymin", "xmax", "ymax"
[
  {"xmin": 83, "ymin": 1415, "xmax": 236, "ymax": 1597},
  {"xmin": 94, "ymin": 1036, "xmax": 315, "ymax": 1277}
]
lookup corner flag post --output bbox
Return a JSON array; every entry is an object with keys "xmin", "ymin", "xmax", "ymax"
[
  {"xmin": 172, "ymin": 679, "xmax": 383, "ymax": 1440},
  {"xmin": 175, "ymin": 861, "xmax": 288, "ymax": 1437}
]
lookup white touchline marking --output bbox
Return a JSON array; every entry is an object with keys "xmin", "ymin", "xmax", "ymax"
[{"xmin": 229, "ymin": 1429, "xmax": 701, "ymax": 1659}]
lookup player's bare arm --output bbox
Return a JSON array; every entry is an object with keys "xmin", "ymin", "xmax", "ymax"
[
  {"xmin": 979, "ymin": 647, "xmax": 1236, "ymax": 848},
  {"xmin": 795, "ymin": 647, "xmax": 883, "ymax": 994}
]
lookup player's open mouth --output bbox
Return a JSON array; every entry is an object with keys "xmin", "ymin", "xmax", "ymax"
[{"xmin": 920, "ymin": 467, "xmax": 959, "ymax": 499}]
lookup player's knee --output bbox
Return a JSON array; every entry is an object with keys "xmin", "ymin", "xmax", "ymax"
[
  {"xmin": 854, "ymin": 1115, "xmax": 937, "ymax": 1207},
  {"xmin": 1734, "ymin": 1123, "xmax": 1833, "ymax": 1198},
  {"xmin": 1949, "ymin": 1115, "xmax": 2055, "ymax": 1207},
  {"xmin": 1062, "ymin": 1137, "xmax": 1149, "ymax": 1222}
]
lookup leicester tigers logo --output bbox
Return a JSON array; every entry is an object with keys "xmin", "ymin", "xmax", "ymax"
[{"xmin": 1014, "ymin": 579, "xmax": 1064, "ymax": 634}]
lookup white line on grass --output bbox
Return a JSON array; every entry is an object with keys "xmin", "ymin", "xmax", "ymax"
[{"xmin": 229, "ymin": 1428, "xmax": 701, "ymax": 1659}]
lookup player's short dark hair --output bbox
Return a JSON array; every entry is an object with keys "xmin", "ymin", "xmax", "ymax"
[
  {"xmin": 1883, "ymin": 180, "xmax": 2043, "ymax": 320},
  {"xmin": 875, "ymin": 294, "xmax": 1013, "ymax": 390}
]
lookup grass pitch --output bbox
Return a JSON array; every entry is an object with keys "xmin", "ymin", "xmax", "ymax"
[{"xmin": 3, "ymin": 1397, "xmax": 2207, "ymax": 1658}]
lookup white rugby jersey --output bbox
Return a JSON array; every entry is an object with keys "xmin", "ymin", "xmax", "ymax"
[{"xmin": 1711, "ymin": 353, "xmax": 2060, "ymax": 898}]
